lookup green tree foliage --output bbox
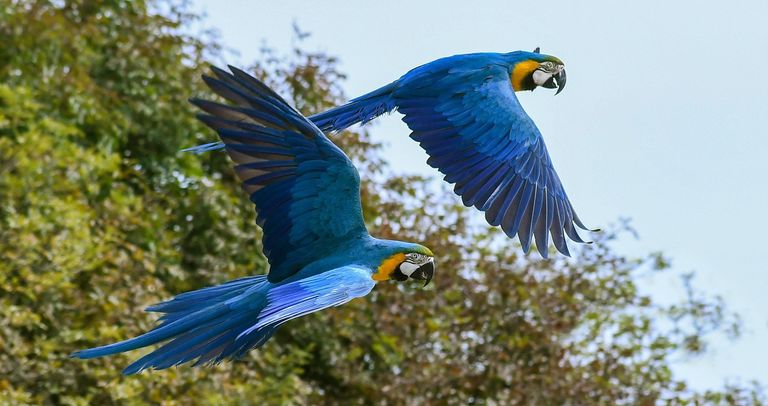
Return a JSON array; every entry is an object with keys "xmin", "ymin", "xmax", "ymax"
[{"xmin": 0, "ymin": 1, "xmax": 764, "ymax": 404}]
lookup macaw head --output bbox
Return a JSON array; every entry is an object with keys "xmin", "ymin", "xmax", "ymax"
[
  {"xmin": 509, "ymin": 47, "xmax": 567, "ymax": 95},
  {"xmin": 372, "ymin": 244, "xmax": 435, "ymax": 286},
  {"xmin": 391, "ymin": 251, "xmax": 435, "ymax": 286}
]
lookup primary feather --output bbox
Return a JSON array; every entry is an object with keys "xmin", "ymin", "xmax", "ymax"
[{"xmin": 191, "ymin": 65, "xmax": 368, "ymax": 283}]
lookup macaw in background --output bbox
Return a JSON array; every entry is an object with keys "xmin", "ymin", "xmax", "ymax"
[
  {"xmin": 72, "ymin": 66, "xmax": 435, "ymax": 374},
  {"xmin": 188, "ymin": 48, "xmax": 594, "ymax": 258}
]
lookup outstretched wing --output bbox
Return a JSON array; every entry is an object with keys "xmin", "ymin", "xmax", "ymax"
[
  {"xmin": 394, "ymin": 62, "xmax": 590, "ymax": 257},
  {"xmin": 193, "ymin": 66, "xmax": 367, "ymax": 283}
]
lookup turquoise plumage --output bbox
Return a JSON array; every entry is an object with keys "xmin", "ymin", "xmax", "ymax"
[
  {"xmin": 72, "ymin": 66, "xmax": 435, "ymax": 374},
  {"xmin": 186, "ymin": 50, "xmax": 592, "ymax": 257}
]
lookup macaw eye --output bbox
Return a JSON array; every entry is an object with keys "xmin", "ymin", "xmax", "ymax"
[
  {"xmin": 405, "ymin": 253, "xmax": 427, "ymax": 263},
  {"xmin": 539, "ymin": 61, "xmax": 556, "ymax": 71}
]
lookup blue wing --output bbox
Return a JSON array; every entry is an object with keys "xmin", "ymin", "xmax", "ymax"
[
  {"xmin": 192, "ymin": 66, "xmax": 367, "ymax": 282},
  {"xmin": 394, "ymin": 60, "xmax": 589, "ymax": 257}
]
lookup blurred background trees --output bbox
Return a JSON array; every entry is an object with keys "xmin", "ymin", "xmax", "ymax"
[{"xmin": 0, "ymin": 1, "xmax": 764, "ymax": 404}]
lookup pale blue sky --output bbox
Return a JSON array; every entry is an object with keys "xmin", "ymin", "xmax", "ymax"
[{"xmin": 193, "ymin": 0, "xmax": 768, "ymax": 390}]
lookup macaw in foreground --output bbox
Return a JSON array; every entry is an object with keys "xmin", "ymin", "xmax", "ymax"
[
  {"xmin": 71, "ymin": 66, "xmax": 435, "ymax": 374},
  {"xmin": 188, "ymin": 49, "xmax": 593, "ymax": 258}
]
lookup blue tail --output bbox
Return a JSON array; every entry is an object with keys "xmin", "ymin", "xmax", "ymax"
[
  {"xmin": 309, "ymin": 81, "xmax": 397, "ymax": 132},
  {"xmin": 181, "ymin": 81, "xmax": 398, "ymax": 154},
  {"xmin": 71, "ymin": 276, "xmax": 278, "ymax": 375},
  {"xmin": 180, "ymin": 141, "xmax": 226, "ymax": 154}
]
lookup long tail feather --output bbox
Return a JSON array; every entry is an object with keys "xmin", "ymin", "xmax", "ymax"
[
  {"xmin": 309, "ymin": 81, "xmax": 398, "ymax": 132},
  {"xmin": 181, "ymin": 141, "xmax": 225, "ymax": 154},
  {"xmin": 71, "ymin": 275, "xmax": 274, "ymax": 375}
]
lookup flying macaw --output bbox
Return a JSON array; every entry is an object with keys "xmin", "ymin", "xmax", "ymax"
[
  {"xmin": 71, "ymin": 66, "xmax": 436, "ymax": 374},
  {"xmin": 187, "ymin": 49, "xmax": 593, "ymax": 258}
]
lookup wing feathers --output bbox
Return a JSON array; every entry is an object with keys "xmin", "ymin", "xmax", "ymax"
[
  {"xmin": 388, "ymin": 60, "xmax": 590, "ymax": 256},
  {"xmin": 194, "ymin": 66, "xmax": 367, "ymax": 283}
]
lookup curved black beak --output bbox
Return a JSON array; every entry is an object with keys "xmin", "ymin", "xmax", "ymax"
[
  {"xmin": 553, "ymin": 68, "xmax": 566, "ymax": 95},
  {"xmin": 411, "ymin": 260, "xmax": 435, "ymax": 287},
  {"xmin": 541, "ymin": 68, "xmax": 567, "ymax": 95}
]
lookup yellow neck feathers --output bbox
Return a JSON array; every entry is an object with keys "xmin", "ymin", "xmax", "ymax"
[
  {"xmin": 511, "ymin": 60, "xmax": 541, "ymax": 91},
  {"xmin": 372, "ymin": 253, "xmax": 406, "ymax": 282}
]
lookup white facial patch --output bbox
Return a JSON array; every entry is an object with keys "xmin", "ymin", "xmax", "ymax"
[
  {"xmin": 399, "ymin": 261, "xmax": 421, "ymax": 277},
  {"xmin": 532, "ymin": 70, "xmax": 553, "ymax": 86}
]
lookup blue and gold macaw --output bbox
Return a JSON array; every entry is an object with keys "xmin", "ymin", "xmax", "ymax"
[
  {"xmin": 71, "ymin": 66, "xmax": 435, "ymax": 374},
  {"xmin": 189, "ymin": 49, "xmax": 592, "ymax": 257}
]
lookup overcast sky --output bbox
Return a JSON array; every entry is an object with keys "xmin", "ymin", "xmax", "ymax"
[{"xmin": 193, "ymin": 0, "xmax": 768, "ymax": 390}]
